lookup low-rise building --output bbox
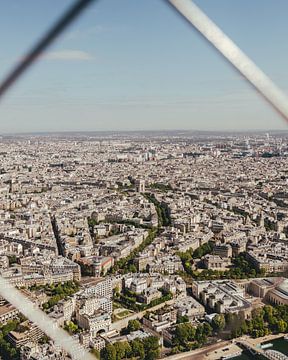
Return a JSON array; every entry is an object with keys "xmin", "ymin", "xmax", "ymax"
[
  {"xmin": 0, "ymin": 304, "xmax": 19, "ymax": 324},
  {"xmin": 174, "ymin": 296, "xmax": 205, "ymax": 319},
  {"xmin": 77, "ymin": 310, "xmax": 111, "ymax": 337},
  {"xmin": 203, "ymin": 254, "xmax": 231, "ymax": 270},
  {"xmin": 192, "ymin": 280, "xmax": 252, "ymax": 317},
  {"xmin": 7, "ymin": 321, "xmax": 43, "ymax": 348},
  {"xmin": 213, "ymin": 243, "xmax": 232, "ymax": 258}
]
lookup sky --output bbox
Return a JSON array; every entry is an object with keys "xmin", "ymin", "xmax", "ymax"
[{"xmin": 0, "ymin": 0, "xmax": 288, "ymax": 133}]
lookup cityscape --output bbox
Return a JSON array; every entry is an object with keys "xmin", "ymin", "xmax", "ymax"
[
  {"xmin": 1, "ymin": 0, "xmax": 288, "ymax": 358},
  {"xmin": 0, "ymin": 131, "xmax": 288, "ymax": 359}
]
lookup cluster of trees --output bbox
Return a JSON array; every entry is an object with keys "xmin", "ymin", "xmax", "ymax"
[
  {"xmin": 88, "ymin": 217, "xmax": 151, "ymax": 232},
  {"xmin": 38, "ymin": 335, "xmax": 50, "ymax": 345},
  {"xmin": 192, "ymin": 242, "xmax": 213, "ymax": 259},
  {"xmin": 223, "ymin": 305, "xmax": 288, "ymax": 339},
  {"xmin": 149, "ymin": 290, "xmax": 173, "ymax": 308},
  {"xmin": 264, "ymin": 218, "xmax": 277, "ymax": 232},
  {"xmin": 171, "ymin": 322, "xmax": 212, "ymax": 354},
  {"xmin": 227, "ymin": 255, "xmax": 266, "ymax": 279},
  {"xmin": 211, "ymin": 314, "xmax": 226, "ymax": 332},
  {"xmin": 261, "ymin": 152, "xmax": 280, "ymax": 158},
  {"xmin": 115, "ymin": 220, "xmax": 151, "ymax": 230},
  {"xmin": 120, "ymin": 319, "xmax": 141, "ymax": 335},
  {"xmin": 88, "ymin": 218, "xmax": 100, "ymax": 227},
  {"xmin": 127, "ymin": 319, "xmax": 141, "ymax": 333},
  {"xmin": 144, "ymin": 194, "xmax": 171, "ymax": 227},
  {"xmin": 168, "ymin": 305, "xmax": 288, "ymax": 356},
  {"xmin": 112, "ymin": 228, "xmax": 157, "ymax": 274},
  {"xmin": 30, "ymin": 281, "xmax": 79, "ymax": 294},
  {"xmin": 114, "ymin": 287, "xmax": 172, "ymax": 312},
  {"xmin": 114, "ymin": 288, "xmax": 141, "ymax": 311},
  {"xmin": 149, "ymin": 183, "xmax": 173, "ymax": 192},
  {"xmin": 115, "ymin": 181, "xmax": 134, "ymax": 190},
  {"xmin": 177, "ymin": 242, "xmax": 213, "ymax": 267},
  {"xmin": 179, "ymin": 248, "xmax": 265, "ymax": 280},
  {"xmin": 64, "ymin": 321, "xmax": 79, "ymax": 335},
  {"xmin": 79, "ymin": 262, "xmax": 94, "ymax": 277},
  {"xmin": 95, "ymin": 192, "xmax": 172, "ymax": 275},
  {"xmin": 231, "ymin": 206, "xmax": 249, "ymax": 218},
  {"xmin": 34, "ymin": 281, "xmax": 79, "ymax": 310},
  {"xmin": 7, "ymin": 255, "xmax": 18, "ymax": 266},
  {"xmin": 0, "ymin": 320, "xmax": 20, "ymax": 359},
  {"xmin": 177, "ymin": 315, "xmax": 190, "ymax": 324},
  {"xmin": 100, "ymin": 336, "xmax": 160, "ymax": 360},
  {"xmin": 116, "ymin": 288, "xmax": 150, "ymax": 311}
]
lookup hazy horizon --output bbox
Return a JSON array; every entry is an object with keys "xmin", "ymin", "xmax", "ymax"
[{"xmin": 2, "ymin": 128, "xmax": 288, "ymax": 137}]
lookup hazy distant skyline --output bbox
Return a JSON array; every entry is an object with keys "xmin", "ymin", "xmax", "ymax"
[{"xmin": 1, "ymin": 0, "xmax": 288, "ymax": 133}]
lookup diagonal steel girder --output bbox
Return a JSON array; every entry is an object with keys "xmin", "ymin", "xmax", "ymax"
[{"xmin": 168, "ymin": 0, "xmax": 288, "ymax": 123}]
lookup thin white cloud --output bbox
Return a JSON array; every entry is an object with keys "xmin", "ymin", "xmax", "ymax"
[{"xmin": 43, "ymin": 50, "xmax": 94, "ymax": 61}]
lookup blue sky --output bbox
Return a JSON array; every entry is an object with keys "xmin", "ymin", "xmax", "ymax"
[{"xmin": 0, "ymin": 0, "xmax": 288, "ymax": 133}]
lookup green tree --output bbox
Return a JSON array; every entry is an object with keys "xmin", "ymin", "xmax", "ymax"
[
  {"xmin": 114, "ymin": 342, "xmax": 127, "ymax": 360},
  {"xmin": 131, "ymin": 339, "xmax": 145, "ymax": 360},
  {"xmin": 127, "ymin": 319, "xmax": 141, "ymax": 333},
  {"xmin": 276, "ymin": 319, "xmax": 287, "ymax": 333},
  {"xmin": 8, "ymin": 255, "xmax": 17, "ymax": 265},
  {"xmin": 192, "ymin": 242, "xmax": 213, "ymax": 259},
  {"xmin": 122, "ymin": 341, "xmax": 132, "ymax": 358},
  {"xmin": 212, "ymin": 314, "xmax": 226, "ymax": 332},
  {"xmin": 128, "ymin": 264, "xmax": 137, "ymax": 273},
  {"xmin": 101, "ymin": 344, "xmax": 116, "ymax": 360},
  {"xmin": 264, "ymin": 305, "xmax": 275, "ymax": 322},
  {"xmin": 177, "ymin": 315, "xmax": 189, "ymax": 324},
  {"xmin": 202, "ymin": 322, "xmax": 213, "ymax": 337},
  {"xmin": 143, "ymin": 337, "xmax": 160, "ymax": 360},
  {"xmin": 1, "ymin": 320, "xmax": 19, "ymax": 336},
  {"xmin": 64, "ymin": 321, "xmax": 79, "ymax": 334},
  {"xmin": 173, "ymin": 323, "xmax": 196, "ymax": 347}
]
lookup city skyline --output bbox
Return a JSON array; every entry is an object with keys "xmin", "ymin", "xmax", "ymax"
[{"xmin": 1, "ymin": 132, "xmax": 288, "ymax": 358}]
